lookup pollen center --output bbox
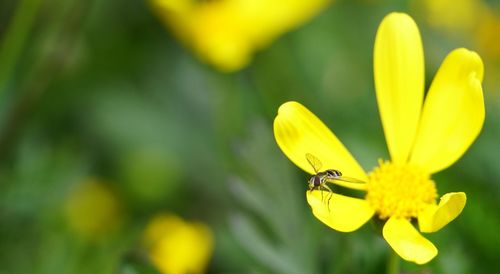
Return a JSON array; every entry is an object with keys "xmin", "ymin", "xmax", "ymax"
[{"xmin": 365, "ymin": 159, "xmax": 437, "ymax": 220}]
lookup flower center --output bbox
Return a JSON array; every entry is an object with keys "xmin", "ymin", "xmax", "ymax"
[{"xmin": 365, "ymin": 159, "xmax": 437, "ymax": 220}]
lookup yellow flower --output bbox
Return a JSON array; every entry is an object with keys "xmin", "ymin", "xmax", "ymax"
[
  {"xmin": 64, "ymin": 179, "xmax": 123, "ymax": 239},
  {"xmin": 413, "ymin": 0, "xmax": 500, "ymax": 62},
  {"xmin": 150, "ymin": 0, "xmax": 331, "ymax": 72},
  {"xmin": 476, "ymin": 9, "xmax": 500, "ymax": 60},
  {"xmin": 143, "ymin": 213, "xmax": 214, "ymax": 274},
  {"xmin": 412, "ymin": 0, "xmax": 485, "ymax": 33},
  {"xmin": 273, "ymin": 13, "xmax": 484, "ymax": 264}
]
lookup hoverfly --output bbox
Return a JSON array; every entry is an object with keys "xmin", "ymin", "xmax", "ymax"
[{"xmin": 306, "ymin": 153, "xmax": 365, "ymax": 206}]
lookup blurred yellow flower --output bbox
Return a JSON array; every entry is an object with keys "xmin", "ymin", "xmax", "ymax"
[
  {"xmin": 413, "ymin": 0, "xmax": 499, "ymax": 93},
  {"xmin": 150, "ymin": 0, "xmax": 331, "ymax": 72},
  {"xmin": 475, "ymin": 9, "xmax": 500, "ymax": 60},
  {"xmin": 143, "ymin": 213, "xmax": 214, "ymax": 274},
  {"xmin": 274, "ymin": 13, "xmax": 484, "ymax": 264},
  {"xmin": 64, "ymin": 179, "xmax": 123, "ymax": 239},
  {"xmin": 413, "ymin": 0, "xmax": 484, "ymax": 33}
]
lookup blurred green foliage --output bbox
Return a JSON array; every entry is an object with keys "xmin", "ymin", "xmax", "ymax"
[{"xmin": 1, "ymin": 0, "xmax": 500, "ymax": 273}]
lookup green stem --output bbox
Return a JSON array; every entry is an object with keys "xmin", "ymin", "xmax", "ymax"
[
  {"xmin": 0, "ymin": 0, "xmax": 43, "ymax": 94},
  {"xmin": 386, "ymin": 250, "xmax": 400, "ymax": 274}
]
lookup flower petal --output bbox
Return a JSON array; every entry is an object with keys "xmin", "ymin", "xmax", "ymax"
[
  {"xmin": 374, "ymin": 13, "xmax": 424, "ymax": 164},
  {"xmin": 419, "ymin": 192, "xmax": 466, "ymax": 233},
  {"xmin": 306, "ymin": 190, "xmax": 374, "ymax": 232},
  {"xmin": 409, "ymin": 48, "xmax": 484, "ymax": 173},
  {"xmin": 143, "ymin": 214, "xmax": 214, "ymax": 274},
  {"xmin": 383, "ymin": 217, "xmax": 438, "ymax": 264},
  {"xmin": 274, "ymin": 101, "xmax": 367, "ymax": 181}
]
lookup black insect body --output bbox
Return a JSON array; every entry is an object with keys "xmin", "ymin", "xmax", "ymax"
[
  {"xmin": 305, "ymin": 153, "xmax": 365, "ymax": 209},
  {"xmin": 308, "ymin": 169, "xmax": 342, "ymax": 191}
]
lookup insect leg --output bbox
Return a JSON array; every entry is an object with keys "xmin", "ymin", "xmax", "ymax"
[{"xmin": 321, "ymin": 184, "xmax": 334, "ymax": 212}]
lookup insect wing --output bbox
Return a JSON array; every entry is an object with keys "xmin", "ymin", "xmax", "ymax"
[
  {"xmin": 331, "ymin": 176, "xmax": 366, "ymax": 184},
  {"xmin": 305, "ymin": 153, "xmax": 323, "ymax": 173}
]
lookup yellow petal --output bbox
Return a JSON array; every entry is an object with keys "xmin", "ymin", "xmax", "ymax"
[
  {"xmin": 374, "ymin": 12, "xmax": 424, "ymax": 164},
  {"xmin": 409, "ymin": 48, "xmax": 484, "ymax": 173},
  {"xmin": 150, "ymin": 0, "xmax": 193, "ymax": 15},
  {"xmin": 306, "ymin": 190, "xmax": 374, "ymax": 232},
  {"xmin": 383, "ymin": 217, "xmax": 438, "ymax": 264},
  {"xmin": 273, "ymin": 101, "xmax": 367, "ymax": 181},
  {"xmin": 419, "ymin": 192, "xmax": 466, "ymax": 233},
  {"xmin": 150, "ymin": 0, "xmax": 194, "ymax": 39},
  {"xmin": 144, "ymin": 214, "xmax": 214, "ymax": 274},
  {"xmin": 151, "ymin": 0, "xmax": 331, "ymax": 72},
  {"xmin": 191, "ymin": 3, "xmax": 252, "ymax": 72}
]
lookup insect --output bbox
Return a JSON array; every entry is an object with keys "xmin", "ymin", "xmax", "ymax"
[{"xmin": 306, "ymin": 153, "xmax": 365, "ymax": 206}]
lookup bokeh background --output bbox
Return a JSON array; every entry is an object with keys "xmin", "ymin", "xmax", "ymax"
[{"xmin": 1, "ymin": 0, "xmax": 500, "ymax": 273}]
